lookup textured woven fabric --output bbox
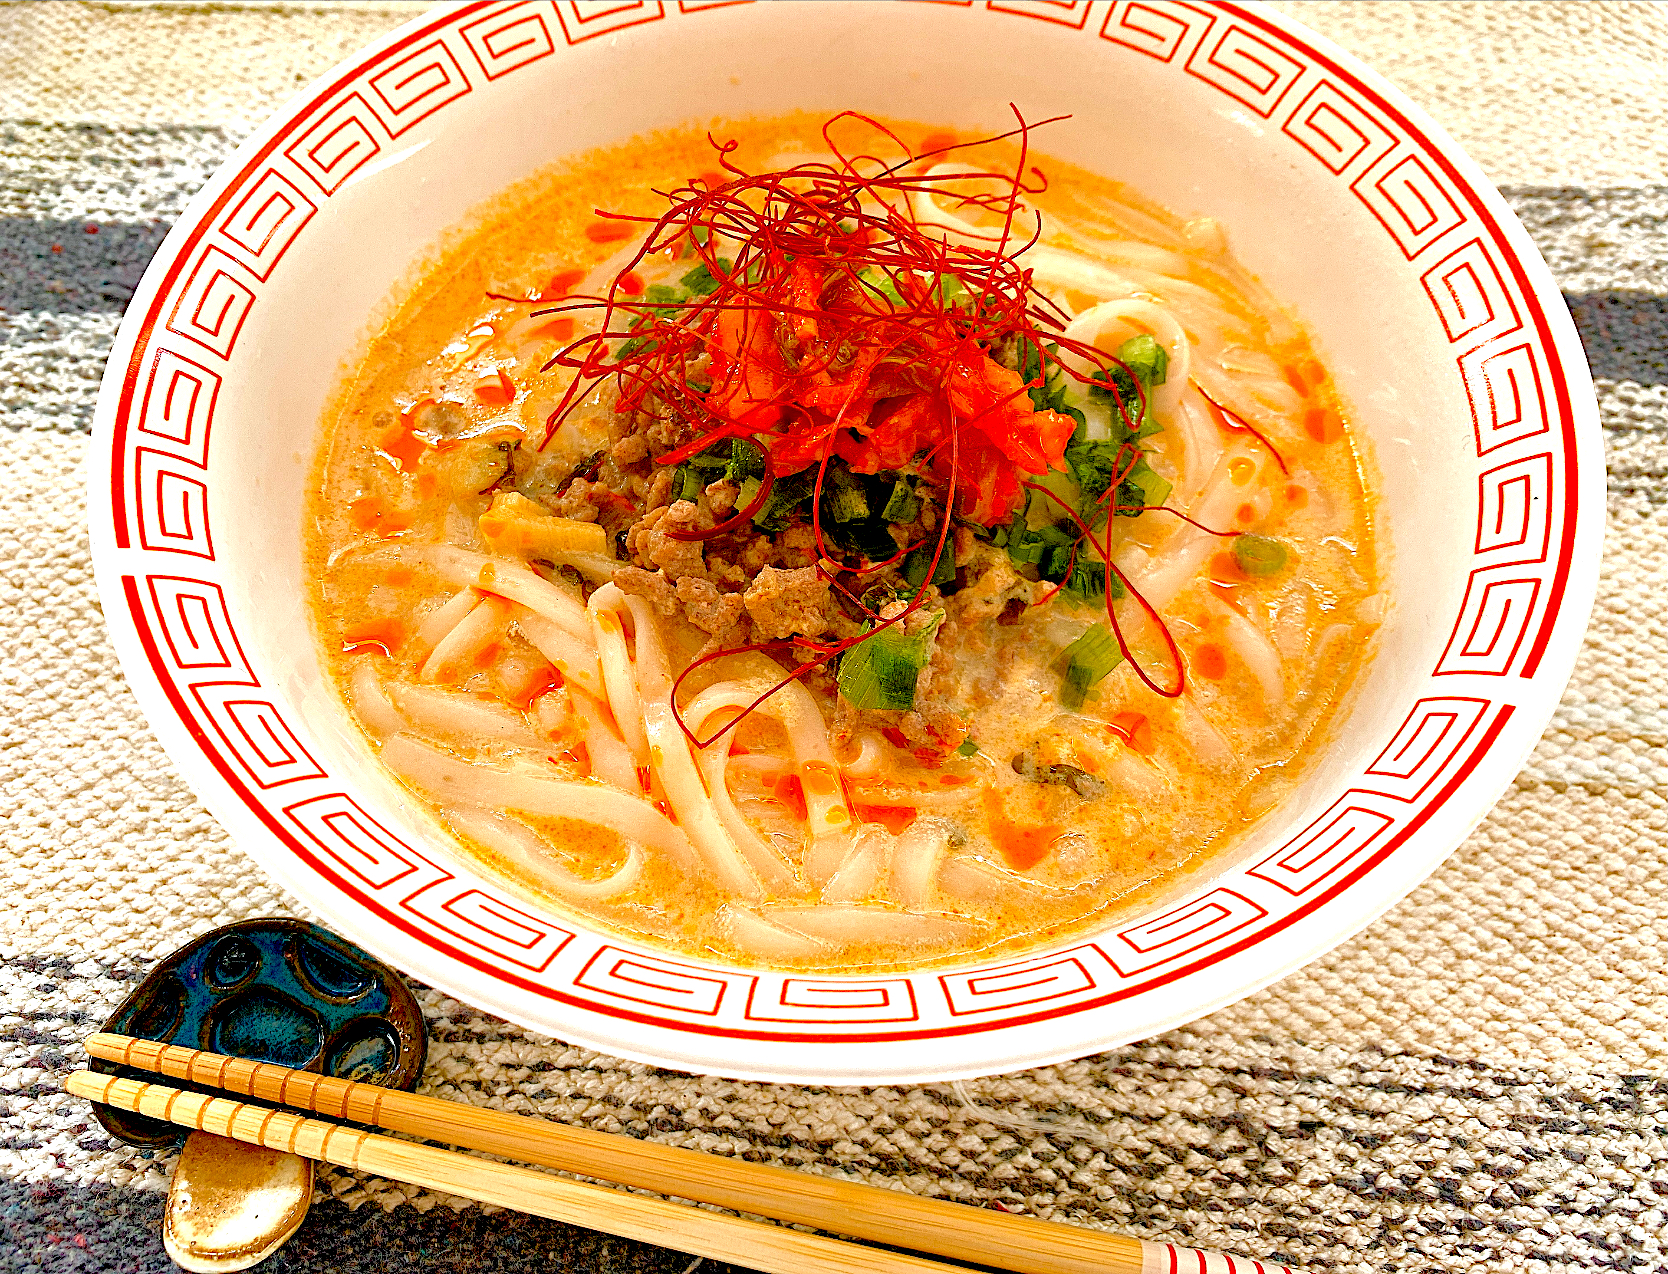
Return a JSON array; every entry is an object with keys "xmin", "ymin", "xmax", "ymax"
[{"xmin": 1, "ymin": 3, "xmax": 1665, "ymax": 1272}]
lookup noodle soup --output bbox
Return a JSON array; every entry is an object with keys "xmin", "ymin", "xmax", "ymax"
[{"xmin": 308, "ymin": 114, "xmax": 1378, "ymax": 972}]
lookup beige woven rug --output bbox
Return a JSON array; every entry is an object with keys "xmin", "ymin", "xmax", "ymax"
[{"xmin": 2, "ymin": 3, "xmax": 1664, "ymax": 1270}]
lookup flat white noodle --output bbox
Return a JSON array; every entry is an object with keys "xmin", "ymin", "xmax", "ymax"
[
  {"xmin": 682, "ymin": 676, "xmax": 854, "ymax": 878},
  {"xmin": 836, "ymin": 731, "xmax": 888, "ymax": 778},
  {"xmin": 567, "ymin": 687, "xmax": 640, "ymax": 794},
  {"xmin": 910, "ymin": 164, "xmax": 1139, "ymax": 298},
  {"xmin": 381, "ymin": 734, "xmax": 696, "ymax": 868},
  {"xmin": 420, "ymin": 595, "xmax": 513, "ymax": 683},
  {"xmin": 514, "ymin": 607, "xmax": 606, "ymax": 700},
  {"xmin": 678, "ymin": 689, "xmax": 800, "ymax": 895},
  {"xmin": 938, "ymin": 855, "xmax": 1061, "ymax": 903},
  {"xmin": 890, "ymin": 818, "xmax": 952, "ymax": 908},
  {"xmin": 723, "ymin": 905, "xmax": 831, "ymax": 960},
  {"xmin": 586, "ymin": 584, "xmax": 649, "ymax": 763},
  {"xmin": 1168, "ymin": 391, "xmax": 1225, "ymax": 513},
  {"xmin": 820, "ymin": 826, "xmax": 890, "ymax": 905},
  {"xmin": 1096, "ymin": 743, "xmax": 1168, "ymax": 804},
  {"xmin": 392, "ymin": 682, "xmax": 544, "ymax": 752},
  {"xmin": 726, "ymin": 753, "xmax": 792, "ymax": 781},
  {"xmin": 348, "ymin": 661, "xmax": 405, "ymax": 736},
  {"xmin": 1207, "ymin": 596, "xmax": 1286, "ymax": 709},
  {"xmin": 360, "ymin": 544, "xmax": 593, "ymax": 644},
  {"xmin": 444, "ymin": 806, "xmax": 643, "ymax": 901},
  {"xmin": 620, "ymin": 595, "xmax": 772, "ymax": 900},
  {"xmin": 760, "ymin": 905, "xmax": 975, "ymax": 948},
  {"xmin": 1176, "ymin": 699, "xmax": 1234, "ymax": 772},
  {"xmin": 1189, "ymin": 361, "xmax": 1303, "ymax": 444},
  {"xmin": 530, "ymin": 691, "xmax": 572, "ymax": 740},
  {"xmin": 1121, "ymin": 449, "xmax": 1252, "ymax": 611},
  {"xmin": 411, "ymin": 586, "xmax": 480, "ymax": 662},
  {"xmin": 542, "ymin": 549, "xmax": 619, "ymax": 583}
]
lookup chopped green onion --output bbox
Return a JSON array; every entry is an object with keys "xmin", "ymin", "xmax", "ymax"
[
  {"xmin": 1018, "ymin": 339, "xmax": 1071, "ymax": 413},
  {"xmin": 1057, "ymin": 623, "xmax": 1124, "ymax": 711},
  {"xmin": 881, "ymin": 479, "xmax": 921, "ymax": 525},
  {"xmin": 1062, "ymin": 557, "xmax": 1125, "ymax": 603},
  {"xmin": 680, "ymin": 259, "xmax": 732, "ymax": 297},
  {"xmin": 643, "ymin": 283, "xmax": 683, "ymax": 304},
  {"xmin": 903, "ymin": 541, "xmax": 956, "ymax": 590},
  {"xmin": 752, "ymin": 470, "xmax": 813, "ymax": 532},
  {"xmin": 1006, "ymin": 520, "xmax": 1075, "ymax": 573},
  {"xmin": 1062, "ymin": 438, "xmax": 1122, "ymax": 507},
  {"xmin": 1118, "ymin": 333, "xmax": 1168, "ymax": 389},
  {"xmin": 671, "ymin": 465, "xmax": 705, "ymax": 504},
  {"xmin": 1118, "ymin": 461, "xmax": 1172, "ymax": 515},
  {"xmin": 838, "ymin": 613, "xmax": 944, "ymax": 711},
  {"xmin": 725, "ymin": 437, "xmax": 766, "ymax": 485},
  {"xmin": 955, "ymin": 739, "xmax": 980, "ymax": 757},
  {"xmin": 858, "ymin": 267, "xmax": 905, "ymax": 308},
  {"xmin": 823, "ymin": 468, "xmax": 870, "ymax": 523},
  {"xmin": 1233, "ymin": 534, "xmax": 1289, "ymax": 576},
  {"xmin": 1088, "ymin": 333, "xmax": 1169, "ymax": 440},
  {"xmin": 615, "ymin": 334, "xmax": 657, "ymax": 360}
]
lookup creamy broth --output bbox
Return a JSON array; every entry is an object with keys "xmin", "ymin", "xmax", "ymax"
[{"xmin": 308, "ymin": 114, "xmax": 1378, "ymax": 972}]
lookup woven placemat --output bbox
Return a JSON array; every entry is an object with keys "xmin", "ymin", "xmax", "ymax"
[{"xmin": 2, "ymin": 3, "xmax": 1664, "ymax": 1271}]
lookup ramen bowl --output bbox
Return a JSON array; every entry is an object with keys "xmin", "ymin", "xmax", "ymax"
[{"xmin": 89, "ymin": 0, "xmax": 1602, "ymax": 1082}]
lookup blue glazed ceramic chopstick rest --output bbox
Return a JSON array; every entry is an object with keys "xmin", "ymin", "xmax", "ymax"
[{"xmin": 90, "ymin": 919, "xmax": 427, "ymax": 1271}]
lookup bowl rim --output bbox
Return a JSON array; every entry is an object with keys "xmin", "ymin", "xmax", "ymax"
[{"xmin": 87, "ymin": 0, "xmax": 1604, "ymax": 1082}]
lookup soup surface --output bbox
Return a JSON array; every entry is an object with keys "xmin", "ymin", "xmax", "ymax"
[{"xmin": 307, "ymin": 113, "xmax": 1379, "ymax": 973}]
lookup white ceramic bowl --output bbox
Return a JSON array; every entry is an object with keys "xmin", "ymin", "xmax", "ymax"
[{"xmin": 89, "ymin": 0, "xmax": 1602, "ymax": 1083}]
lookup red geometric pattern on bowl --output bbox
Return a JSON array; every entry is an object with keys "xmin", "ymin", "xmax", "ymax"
[
  {"xmin": 990, "ymin": 1, "xmax": 1095, "ymax": 31},
  {"xmin": 459, "ymin": 2, "xmax": 559, "ymax": 79},
  {"xmin": 91, "ymin": 0, "xmax": 1593, "ymax": 1078}
]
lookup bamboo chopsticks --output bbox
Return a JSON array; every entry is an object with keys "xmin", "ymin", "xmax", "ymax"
[
  {"xmin": 69, "ymin": 1068, "xmax": 960, "ymax": 1274},
  {"xmin": 72, "ymin": 1032, "xmax": 1251, "ymax": 1274}
]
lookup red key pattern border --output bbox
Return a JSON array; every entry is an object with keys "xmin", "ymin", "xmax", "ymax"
[{"xmin": 101, "ymin": 0, "xmax": 1574, "ymax": 1045}]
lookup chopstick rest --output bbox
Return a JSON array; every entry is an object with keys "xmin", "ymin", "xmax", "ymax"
[
  {"xmin": 89, "ymin": 919, "xmax": 427, "ymax": 1271},
  {"xmin": 83, "ymin": 1032, "xmax": 1297, "ymax": 1274}
]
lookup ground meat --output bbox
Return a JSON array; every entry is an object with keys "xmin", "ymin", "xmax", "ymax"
[
  {"xmin": 628, "ymin": 500, "xmax": 709, "ymax": 582},
  {"xmin": 644, "ymin": 468, "xmax": 675, "ymax": 510},
  {"xmin": 704, "ymin": 554, "xmax": 749, "ymax": 590},
  {"xmin": 875, "ymin": 593, "xmax": 944, "ymax": 636},
  {"xmin": 613, "ymin": 566, "xmax": 679, "ymax": 617},
  {"xmin": 676, "ymin": 577, "xmax": 746, "ymax": 636},
  {"xmin": 551, "ymin": 478, "xmax": 602, "ymax": 522},
  {"xmin": 898, "ymin": 703, "xmax": 969, "ymax": 759},
  {"xmin": 610, "ymin": 432, "xmax": 649, "ymax": 465},
  {"xmin": 950, "ymin": 546, "xmax": 1035, "ymax": 622},
  {"xmin": 777, "ymin": 524, "xmax": 820, "ymax": 567},
  {"xmin": 743, "ymin": 565, "xmax": 831, "ymax": 639},
  {"xmin": 645, "ymin": 413, "xmax": 697, "ymax": 455},
  {"xmin": 704, "ymin": 478, "xmax": 740, "ymax": 515},
  {"xmin": 737, "ymin": 534, "xmax": 777, "ymax": 574}
]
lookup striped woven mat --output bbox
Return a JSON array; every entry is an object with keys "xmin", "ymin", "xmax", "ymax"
[{"xmin": 2, "ymin": 3, "xmax": 1664, "ymax": 1271}]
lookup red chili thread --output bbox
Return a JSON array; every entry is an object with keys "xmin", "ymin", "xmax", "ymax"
[
  {"xmin": 1197, "ymin": 384, "xmax": 1289, "ymax": 475},
  {"xmin": 500, "ymin": 109, "xmax": 1204, "ymax": 737},
  {"xmin": 1021, "ymin": 479, "xmax": 1185, "ymax": 699}
]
